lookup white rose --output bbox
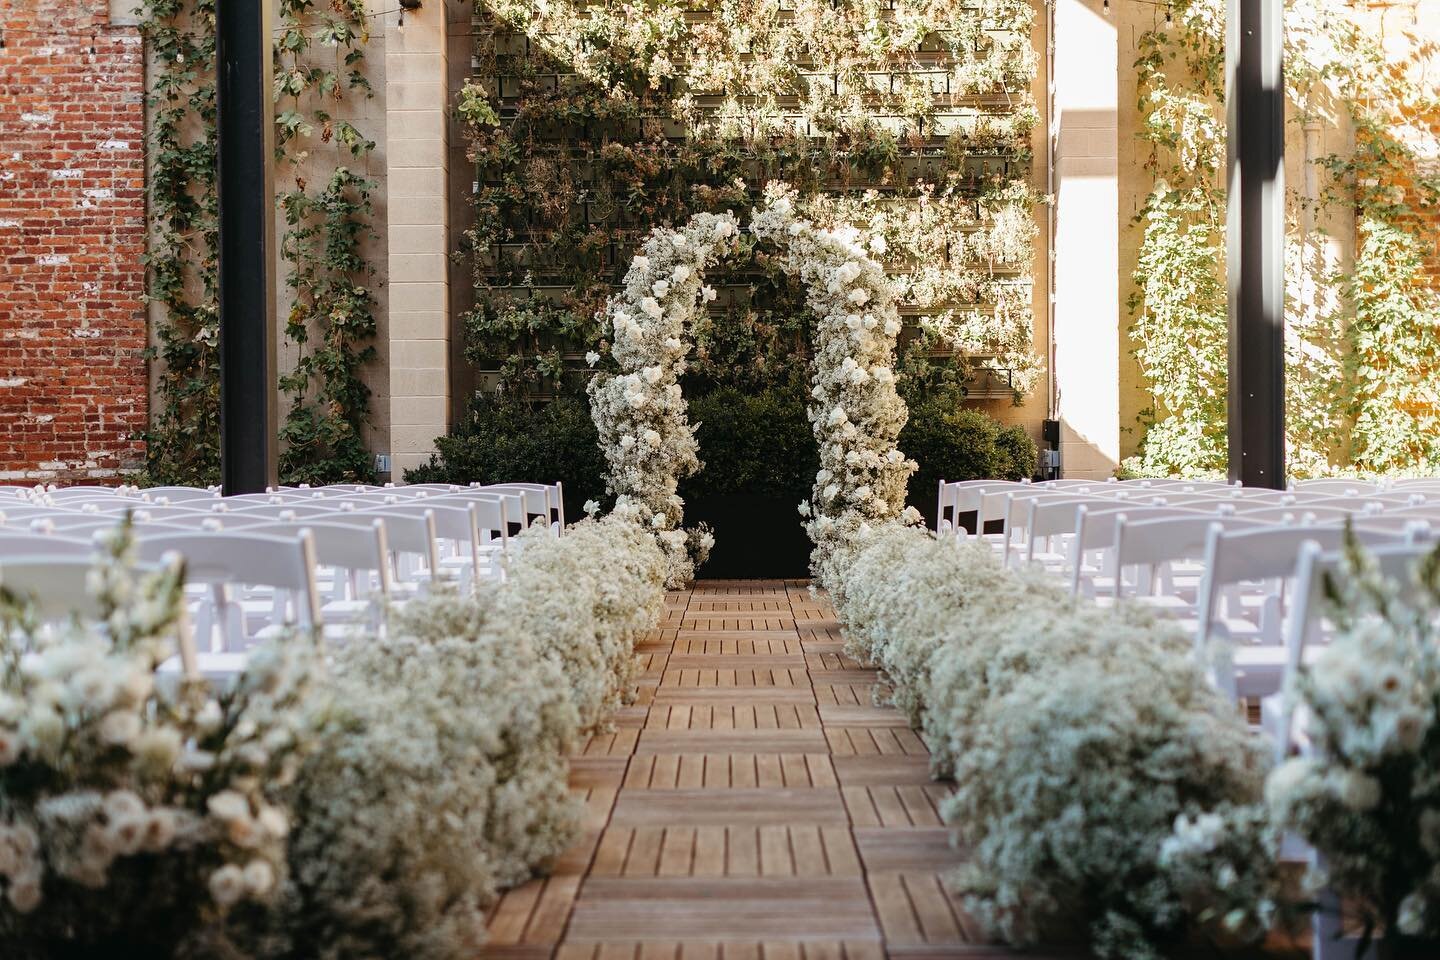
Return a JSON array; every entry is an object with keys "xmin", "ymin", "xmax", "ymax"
[
  {"xmin": 628, "ymin": 392, "xmax": 647, "ymax": 409},
  {"xmin": 827, "ymin": 406, "xmax": 848, "ymax": 426},
  {"xmin": 836, "ymin": 261, "xmax": 862, "ymax": 283},
  {"xmin": 788, "ymin": 222, "xmax": 804, "ymax": 236},
  {"xmin": 672, "ymin": 265, "xmax": 691, "ymax": 283},
  {"xmin": 848, "ymin": 288, "xmax": 870, "ymax": 305},
  {"xmin": 99, "ymin": 710, "xmax": 141, "ymax": 747},
  {"xmin": 644, "ymin": 429, "xmax": 662, "ymax": 447},
  {"xmin": 208, "ymin": 790, "xmax": 250, "ymax": 823},
  {"xmin": 640, "ymin": 297, "xmax": 663, "ymax": 319},
  {"xmin": 797, "ymin": 502, "xmax": 812, "ymax": 517},
  {"xmin": 7, "ymin": 877, "xmax": 41, "ymax": 914},
  {"xmin": 143, "ymin": 809, "xmax": 177, "ymax": 851},
  {"xmin": 651, "ymin": 513, "xmax": 667, "ymax": 528},
  {"xmin": 863, "ymin": 314, "xmax": 878, "ymax": 329},
  {"xmin": 854, "ymin": 485, "xmax": 872, "ymax": 501},
  {"xmin": 243, "ymin": 859, "xmax": 276, "ymax": 897},
  {"xmin": 715, "ymin": 218, "xmax": 735, "ymax": 239},
  {"xmin": 643, "ymin": 365, "xmax": 662, "ymax": 384},
  {"xmin": 208, "ymin": 865, "xmax": 246, "ymax": 907},
  {"xmin": 619, "ymin": 435, "xmax": 636, "ymax": 449},
  {"xmin": 1333, "ymin": 769, "xmax": 1381, "ymax": 811},
  {"xmin": 872, "ymin": 365, "xmax": 894, "ymax": 382},
  {"xmin": 631, "ymin": 256, "xmax": 649, "ymax": 271},
  {"xmin": 845, "ymin": 314, "xmax": 862, "ymax": 331},
  {"xmin": 701, "ymin": 285, "xmax": 717, "ymax": 302},
  {"xmin": 652, "ymin": 279, "xmax": 670, "ymax": 298},
  {"xmin": 670, "ymin": 233, "xmax": 688, "ymax": 250},
  {"xmin": 585, "ymin": 350, "xmax": 601, "ymax": 366},
  {"xmin": 583, "ymin": 500, "xmax": 600, "ymax": 516},
  {"xmin": 823, "ymin": 483, "xmax": 840, "ymax": 501},
  {"xmin": 884, "ymin": 318, "xmax": 902, "ymax": 336}
]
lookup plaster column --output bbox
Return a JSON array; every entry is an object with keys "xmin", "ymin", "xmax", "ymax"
[
  {"xmin": 1051, "ymin": 0, "xmax": 1121, "ymax": 478},
  {"xmin": 384, "ymin": 1, "xmax": 451, "ymax": 479}
]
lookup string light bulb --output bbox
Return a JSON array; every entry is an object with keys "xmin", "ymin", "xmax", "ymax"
[
  {"xmin": 397, "ymin": 8, "xmax": 404, "ymax": 31},
  {"xmin": 1103, "ymin": 0, "xmax": 1109, "ymax": 13},
  {"xmin": 1166, "ymin": 3, "xmax": 1173, "ymax": 24}
]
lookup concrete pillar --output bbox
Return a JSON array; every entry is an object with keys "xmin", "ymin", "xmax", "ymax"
[
  {"xmin": 385, "ymin": 1, "xmax": 451, "ymax": 478},
  {"xmin": 1051, "ymin": 0, "xmax": 1121, "ymax": 479}
]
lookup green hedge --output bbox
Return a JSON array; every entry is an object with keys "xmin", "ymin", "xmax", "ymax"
[
  {"xmin": 679, "ymin": 387, "xmax": 818, "ymax": 503},
  {"xmin": 409, "ymin": 390, "xmax": 1034, "ymax": 529},
  {"xmin": 900, "ymin": 395, "xmax": 1037, "ymax": 526},
  {"xmin": 404, "ymin": 396, "xmax": 607, "ymax": 520}
]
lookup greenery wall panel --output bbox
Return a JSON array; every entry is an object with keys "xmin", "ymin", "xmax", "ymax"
[{"xmin": 459, "ymin": 0, "xmax": 1042, "ymax": 405}]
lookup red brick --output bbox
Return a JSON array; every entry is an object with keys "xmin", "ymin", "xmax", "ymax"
[{"xmin": 0, "ymin": 0, "xmax": 147, "ymax": 484}]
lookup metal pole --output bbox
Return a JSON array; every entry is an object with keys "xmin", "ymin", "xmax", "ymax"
[
  {"xmin": 1225, "ymin": 0, "xmax": 1286, "ymax": 489},
  {"xmin": 216, "ymin": 0, "xmax": 278, "ymax": 494}
]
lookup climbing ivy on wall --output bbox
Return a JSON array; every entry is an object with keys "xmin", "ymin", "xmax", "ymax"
[
  {"xmin": 274, "ymin": 0, "xmax": 378, "ymax": 484},
  {"xmin": 460, "ymin": 0, "xmax": 1041, "ymax": 405},
  {"xmin": 1126, "ymin": 0, "xmax": 1440, "ymax": 478},
  {"xmin": 137, "ymin": 0, "xmax": 379, "ymax": 485},
  {"xmin": 138, "ymin": 0, "xmax": 220, "ymax": 486}
]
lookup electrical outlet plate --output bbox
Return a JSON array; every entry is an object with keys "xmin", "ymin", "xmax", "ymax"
[{"xmin": 375, "ymin": 453, "xmax": 391, "ymax": 473}]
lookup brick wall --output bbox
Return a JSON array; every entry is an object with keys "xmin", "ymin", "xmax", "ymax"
[{"xmin": 0, "ymin": 0, "xmax": 147, "ymax": 484}]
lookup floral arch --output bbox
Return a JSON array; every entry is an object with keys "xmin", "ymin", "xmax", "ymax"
[{"xmin": 587, "ymin": 186, "xmax": 920, "ymax": 588}]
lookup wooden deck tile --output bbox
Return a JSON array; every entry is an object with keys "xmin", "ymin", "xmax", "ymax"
[
  {"xmin": 567, "ymin": 878, "xmax": 881, "ymax": 941},
  {"xmin": 611, "ymin": 788, "xmax": 850, "ymax": 826},
  {"xmin": 853, "ymin": 828, "xmax": 963, "ymax": 871},
  {"xmin": 488, "ymin": 579, "xmax": 1050, "ymax": 959},
  {"xmin": 817, "ymin": 705, "xmax": 909, "ymax": 727},
  {"xmin": 637, "ymin": 729, "xmax": 830, "ymax": 754}
]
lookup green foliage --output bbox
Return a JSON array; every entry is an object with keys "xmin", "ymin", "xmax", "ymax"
[
  {"xmin": 679, "ymin": 387, "xmax": 819, "ymax": 502},
  {"xmin": 460, "ymin": 0, "xmax": 1040, "ymax": 403},
  {"xmin": 137, "ymin": 0, "xmax": 379, "ymax": 486},
  {"xmin": 1127, "ymin": 0, "xmax": 1440, "ymax": 478},
  {"xmin": 900, "ymin": 391, "xmax": 1036, "ymax": 524},
  {"xmin": 137, "ymin": 0, "xmax": 221, "ymax": 485},
  {"xmin": 404, "ymin": 396, "xmax": 606, "ymax": 520}
]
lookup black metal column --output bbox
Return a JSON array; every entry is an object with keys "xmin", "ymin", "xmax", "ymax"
[
  {"xmin": 1225, "ymin": 0, "xmax": 1286, "ymax": 489},
  {"xmin": 216, "ymin": 0, "xmax": 278, "ymax": 493}
]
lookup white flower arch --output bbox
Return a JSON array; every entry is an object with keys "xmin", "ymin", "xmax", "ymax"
[{"xmin": 587, "ymin": 185, "xmax": 920, "ymax": 588}]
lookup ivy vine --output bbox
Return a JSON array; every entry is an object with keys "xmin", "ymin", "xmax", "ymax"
[
  {"xmin": 138, "ymin": 0, "xmax": 221, "ymax": 485},
  {"xmin": 1126, "ymin": 0, "xmax": 1440, "ymax": 478},
  {"xmin": 137, "ymin": 0, "xmax": 379, "ymax": 485}
]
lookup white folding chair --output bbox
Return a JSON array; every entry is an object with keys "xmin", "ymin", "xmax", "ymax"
[
  {"xmin": 936, "ymin": 479, "xmax": 1029, "ymax": 535},
  {"xmin": 1067, "ymin": 503, "xmax": 1220, "ymax": 596},
  {"xmin": 0, "ymin": 531, "xmax": 95, "ymax": 559},
  {"xmin": 134, "ymin": 531, "xmax": 322, "ymax": 662},
  {"xmin": 1017, "ymin": 497, "xmax": 1095, "ymax": 569},
  {"xmin": 1289, "ymin": 478, "xmax": 1381, "ymax": 495},
  {"xmin": 322, "ymin": 509, "xmax": 441, "ymax": 598},
  {"xmin": 1236, "ymin": 506, "xmax": 1360, "ymax": 525},
  {"xmin": 141, "ymin": 485, "xmax": 221, "ymax": 503},
  {"xmin": 1195, "ymin": 524, "xmax": 1406, "ymax": 699},
  {"xmin": 1109, "ymin": 513, "xmax": 1267, "ymax": 611},
  {"xmin": 250, "ymin": 520, "xmax": 391, "ymax": 630}
]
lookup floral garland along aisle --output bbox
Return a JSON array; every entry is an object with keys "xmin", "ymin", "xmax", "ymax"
[{"xmin": 587, "ymin": 185, "xmax": 920, "ymax": 589}]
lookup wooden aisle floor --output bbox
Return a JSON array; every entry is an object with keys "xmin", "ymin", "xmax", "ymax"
[{"xmin": 481, "ymin": 579, "xmax": 1025, "ymax": 960}]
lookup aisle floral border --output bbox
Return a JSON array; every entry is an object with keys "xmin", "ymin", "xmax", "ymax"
[{"xmin": 587, "ymin": 185, "xmax": 920, "ymax": 588}]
